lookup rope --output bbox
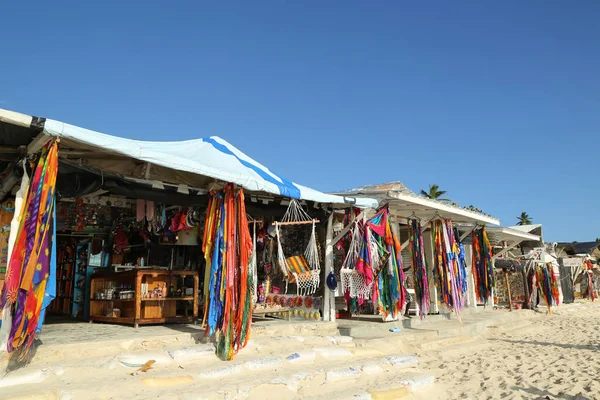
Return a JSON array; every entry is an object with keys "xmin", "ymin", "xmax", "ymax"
[{"xmin": 281, "ymin": 199, "xmax": 313, "ymax": 223}]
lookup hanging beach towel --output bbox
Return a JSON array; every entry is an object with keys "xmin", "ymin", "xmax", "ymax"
[{"xmin": 274, "ymin": 199, "xmax": 321, "ymax": 296}]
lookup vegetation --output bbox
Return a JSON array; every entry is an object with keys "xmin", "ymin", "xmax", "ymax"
[
  {"xmin": 420, "ymin": 184, "xmax": 450, "ymax": 203},
  {"xmin": 517, "ymin": 212, "xmax": 532, "ymax": 225}
]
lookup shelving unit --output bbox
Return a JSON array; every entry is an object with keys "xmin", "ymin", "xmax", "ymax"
[
  {"xmin": 50, "ymin": 243, "xmax": 75, "ymax": 315},
  {"xmin": 72, "ymin": 242, "xmax": 89, "ymax": 318},
  {"xmin": 89, "ymin": 269, "xmax": 198, "ymax": 328}
]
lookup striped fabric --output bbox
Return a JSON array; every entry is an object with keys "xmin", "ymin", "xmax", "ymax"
[{"xmin": 285, "ymin": 255, "xmax": 310, "ymax": 283}]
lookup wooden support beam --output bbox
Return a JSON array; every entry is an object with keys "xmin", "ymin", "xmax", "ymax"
[
  {"xmin": 332, "ymin": 212, "xmax": 364, "ymax": 246},
  {"xmin": 27, "ymin": 132, "xmax": 52, "ymax": 155},
  {"xmin": 271, "ymin": 219, "xmax": 320, "ymax": 226},
  {"xmin": 323, "ymin": 213, "xmax": 335, "ymax": 322},
  {"xmin": 504, "ymin": 270, "xmax": 513, "ymax": 312}
]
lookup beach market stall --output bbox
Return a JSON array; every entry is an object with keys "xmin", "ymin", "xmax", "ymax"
[
  {"xmin": 460, "ymin": 226, "xmax": 540, "ymax": 310},
  {"xmin": 0, "ymin": 108, "xmax": 378, "ymax": 361},
  {"xmin": 329, "ymin": 182, "xmax": 500, "ymax": 322}
]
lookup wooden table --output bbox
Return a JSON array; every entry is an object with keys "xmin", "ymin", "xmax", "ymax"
[{"xmin": 89, "ymin": 269, "xmax": 199, "ymax": 328}]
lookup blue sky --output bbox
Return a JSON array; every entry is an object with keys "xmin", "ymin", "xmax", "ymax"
[{"xmin": 2, "ymin": 1, "xmax": 599, "ymax": 241}]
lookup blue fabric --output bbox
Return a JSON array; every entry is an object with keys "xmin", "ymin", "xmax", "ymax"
[
  {"xmin": 202, "ymin": 137, "xmax": 301, "ymax": 199},
  {"xmin": 36, "ymin": 202, "xmax": 57, "ymax": 333}
]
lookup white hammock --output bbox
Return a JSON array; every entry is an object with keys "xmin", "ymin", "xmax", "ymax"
[
  {"xmin": 275, "ymin": 199, "xmax": 321, "ymax": 296},
  {"xmin": 340, "ymin": 221, "xmax": 374, "ymax": 302}
]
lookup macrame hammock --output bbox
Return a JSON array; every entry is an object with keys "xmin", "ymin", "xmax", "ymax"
[
  {"xmin": 431, "ymin": 219, "xmax": 468, "ymax": 321},
  {"xmin": 274, "ymin": 199, "xmax": 321, "ymax": 296},
  {"xmin": 0, "ymin": 141, "xmax": 59, "ymax": 360},
  {"xmin": 408, "ymin": 218, "xmax": 430, "ymax": 319},
  {"xmin": 471, "ymin": 227, "xmax": 495, "ymax": 305},
  {"xmin": 342, "ymin": 206, "xmax": 407, "ymax": 321},
  {"xmin": 341, "ymin": 219, "xmax": 373, "ymax": 303},
  {"xmin": 536, "ymin": 262, "xmax": 560, "ymax": 315},
  {"xmin": 202, "ymin": 184, "xmax": 253, "ymax": 360}
]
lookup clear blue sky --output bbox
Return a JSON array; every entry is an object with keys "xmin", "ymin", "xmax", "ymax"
[{"xmin": 2, "ymin": 1, "xmax": 599, "ymax": 242}]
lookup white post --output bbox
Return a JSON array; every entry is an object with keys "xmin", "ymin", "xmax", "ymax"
[
  {"xmin": 323, "ymin": 212, "xmax": 335, "ymax": 322},
  {"xmin": 423, "ymin": 229, "xmax": 439, "ymax": 314}
]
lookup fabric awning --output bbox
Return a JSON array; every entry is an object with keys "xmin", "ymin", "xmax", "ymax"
[{"xmin": 0, "ymin": 108, "xmax": 378, "ymax": 208}]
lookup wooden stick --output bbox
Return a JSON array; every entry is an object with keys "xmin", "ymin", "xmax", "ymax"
[
  {"xmin": 271, "ymin": 219, "xmax": 320, "ymax": 226},
  {"xmin": 504, "ymin": 270, "xmax": 512, "ymax": 312},
  {"xmin": 201, "ymin": 300, "xmax": 208, "ymax": 328}
]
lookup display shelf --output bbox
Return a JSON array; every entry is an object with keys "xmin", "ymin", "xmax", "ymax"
[
  {"xmin": 90, "ymin": 299, "xmax": 135, "ymax": 302},
  {"xmin": 142, "ymin": 297, "xmax": 195, "ymax": 302},
  {"xmin": 89, "ymin": 269, "xmax": 198, "ymax": 328}
]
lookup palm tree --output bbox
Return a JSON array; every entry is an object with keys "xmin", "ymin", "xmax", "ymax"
[
  {"xmin": 516, "ymin": 212, "xmax": 532, "ymax": 226},
  {"xmin": 420, "ymin": 184, "xmax": 450, "ymax": 203}
]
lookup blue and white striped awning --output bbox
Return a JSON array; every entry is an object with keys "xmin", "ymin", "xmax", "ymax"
[{"xmin": 0, "ymin": 108, "xmax": 377, "ymax": 208}]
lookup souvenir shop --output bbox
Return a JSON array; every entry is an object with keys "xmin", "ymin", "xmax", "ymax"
[
  {"xmin": 328, "ymin": 184, "xmax": 501, "ymax": 323},
  {"xmin": 472, "ymin": 226, "xmax": 541, "ymax": 311},
  {"xmin": 0, "ymin": 108, "xmax": 375, "ymax": 361}
]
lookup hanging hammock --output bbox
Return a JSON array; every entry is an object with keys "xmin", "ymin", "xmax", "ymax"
[
  {"xmin": 274, "ymin": 199, "xmax": 321, "ymax": 296},
  {"xmin": 341, "ymin": 219, "xmax": 374, "ymax": 303}
]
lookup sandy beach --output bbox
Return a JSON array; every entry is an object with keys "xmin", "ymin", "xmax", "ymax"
[{"xmin": 421, "ymin": 301, "xmax": 600, "ymax": 400}]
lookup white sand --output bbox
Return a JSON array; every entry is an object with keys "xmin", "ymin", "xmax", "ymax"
[{"xmin": 421, "ymin": 301, "xmax": 600, "ymax": 400}]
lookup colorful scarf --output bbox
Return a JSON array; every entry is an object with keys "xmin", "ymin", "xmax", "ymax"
[
  {"xmin": 0, "ymin": 141, "xmax": 58, "ymax": 358},
  {"xmin": 536, "ymin": 263, "xmax": 560, "ymax": 307},
  {"xmin": 408, "ymin": 219, "xmax": 430, "ymax": 319},
  {"xmin": 471, "ymin": 227, "xmax": 495, "ymax": 305},
  {"xmin": 203, "ymin": 184, "xmax": 253, "ymax": 360},
  {"xmin": 364, "ymin": 206, "xmax": 407, "ymax": 321},
  {"xmin": 431, "ymin": 219, "xmax": 466, "ymax": 320}
]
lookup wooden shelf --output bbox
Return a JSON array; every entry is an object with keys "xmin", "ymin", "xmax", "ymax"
[
  {"xmin": 142, "ymin": 297, "xmax": 194, "ymax": 302},
  {"xmin": 91, "ymin": 299, "xmax": 135, "ymax": 302},
  {"xmin": 90, "ymin": 269, "xmax": 199, "ymax": 328}
]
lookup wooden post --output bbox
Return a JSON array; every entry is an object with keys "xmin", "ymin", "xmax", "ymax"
[
  {"xmin": 504, "ymin": 270, "xmax": 512, "ymax": 312},
  {"xmin": 134, "ymin": 271, "xmax": 142, "ymax": 328},
  {"xmin": 193, "ymin": 273, "xmax": 199, "ymax": 319},
  {"xmin": 323, "ymin": 213, "xmax": 335, "ymax": 322}
]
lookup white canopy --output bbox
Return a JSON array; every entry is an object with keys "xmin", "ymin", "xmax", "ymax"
[{"xmin": 0, "ymin": 108, "xmax": 378, "ymax": 208}]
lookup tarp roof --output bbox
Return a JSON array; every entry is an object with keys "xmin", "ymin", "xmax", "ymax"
[
  {"xmin": 486, "ymin": 226, "xmax": 540, "ymax": 244},
  {"xmin": 0, "ymin": 108, "xmax": 378, "ymax": 208},
  {"xmin": 334, "ymin": 184, "xmax": 499, "ymax": 225}
]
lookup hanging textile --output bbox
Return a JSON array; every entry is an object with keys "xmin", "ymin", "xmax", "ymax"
[
  {"xmin": 202, "ymin": 184, "xmax": 253, "ymax": 360},
  {"xmin": 0, "ymin": 141, "xmax": 59, "ymax": 359},
  {"xmin": 0, "ymin": 161, "xmax": 30, "ymax": 353},
  {"xmin": 430, "ymin": 219, "xmax": 467, "ymax": 320},
  {"xmin": 346, "ymin": 206, "xmax": 406, "ymax": 321},
  {"xmin": 408, "ymin": 219, "xmax": 430, "ymax": 319},
  {"xmin": 536, "ymin": 263, "xmax": 560, "ymax": 308},
  {"xmin": 471, "ymin": 227, "xmax": 495, "ymax": 305}
]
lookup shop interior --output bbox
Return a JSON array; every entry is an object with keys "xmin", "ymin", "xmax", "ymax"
[{"xmin": 1, "ymin": 156, "xmax": 330, "ymax": 328}]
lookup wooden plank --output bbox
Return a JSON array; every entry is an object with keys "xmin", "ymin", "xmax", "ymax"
[
  {"xmin": 271, "ymin": 219, "xmax": 320, "ymax": 226},
  {"xmin": 90, "ymin": 299, "xmax": 135, "ymax": 302},
  {"xmin": 141, "ymin": 297, "xmax": 195, "ymax": 301},
  {"xmin": 136, "ymin": 316, "xmax": 195, "ymax": 324},
  {"xmin": 193, "ymin": 273, "xmax": 199, "ymax": 318}
]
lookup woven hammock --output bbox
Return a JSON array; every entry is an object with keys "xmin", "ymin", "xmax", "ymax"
[
  {"xmin": 274, "ymin": 199, "xmax": 321, "ymax": 296},
  {"xmin": 341, "ymin": 220, "xmax": 374, "ymax": 302}
]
